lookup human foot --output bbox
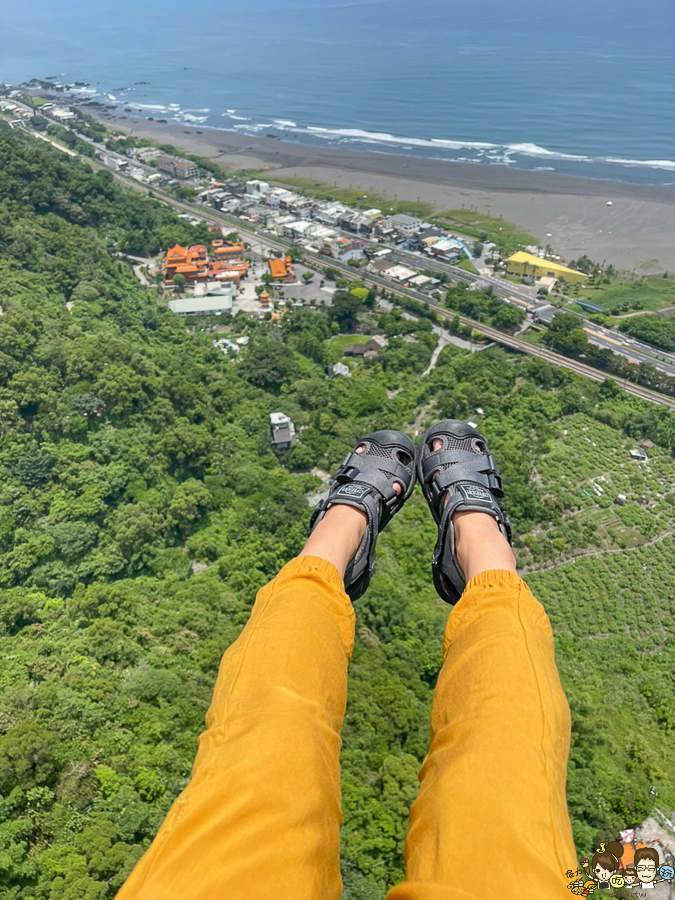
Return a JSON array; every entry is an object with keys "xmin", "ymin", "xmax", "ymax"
[
  {"xmin": 303, "ymin": 431, "xmax": 415, "ymax": 600},
  {"xmin": 417, "ymin": 421, "xmax": 513, "ymax": 603}
]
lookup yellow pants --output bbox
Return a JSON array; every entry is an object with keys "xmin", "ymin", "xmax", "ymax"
[{"xmin": 118, "ymin": 557, "xmax": 577, "ymax": 900}]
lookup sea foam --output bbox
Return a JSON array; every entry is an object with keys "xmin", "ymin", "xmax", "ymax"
[
  {"xmin": 606, "ymin": 157, "xmax": 675, "ymax": 171},
  {"xmin": 505, "ymin": 142, "xmax": 592, "ymax": 162},
  {"xmin": 305, "ymin": 125, "xmax": 497, "ymax": 151}
]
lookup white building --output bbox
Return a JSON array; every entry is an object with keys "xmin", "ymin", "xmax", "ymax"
[
  {"xmin": 266, "ymin": 188, "xmax": 296, "ymax": 209},
  {"xmin": 283, "ymin": 219, "xmax": 314, "ymax": 240},
  {"xmin": 267, "ymin": 213, "xmax": 297, "ymax": 234},
  {"xmin": 246, "ymin": 179, "xmax": 271, "ymax": 197},
  {"xmin": 409, "ymin": 274, "xmax": 433, "ymax": 288},
  {"xmin": 390, "ymin": 214, "xmax": 423, "ymax": 238},
  {"xmin": 51, "ymin": 107, "xmax": 76, "ymax": 121},
  {"xmin": 307, "ymin": 224, "xmax": 338, "ymax": 242},
  {"xmin": 430, "ymin": 237, "xmax": 466, "ymax": 261},
  {"xmin": 385, "ymin": 264, "xmax": 418, "ymax": 283},
  {"xmin": 314, "ymin": 203, "xmax": 352, "ymax": 226},
  {"xmin": 168, "ymin": 287, "xmax": 236, "ymax": 316},
  {"xmin": 102, "ymin": 154, "xmax": 128, "ymax": 172}
]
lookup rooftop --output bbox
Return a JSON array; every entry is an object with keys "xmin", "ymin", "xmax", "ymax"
[
  {"xmin": 269, "ymin": 257, "xmax": 293, "ymax": 279},
  {"xmin": 433, "ymin": 238, "xmax": 466, "ymax": 253},
  {"xmin": 390, "ymin": 214, "xmax": 422, "ymax": 226},
  {"xmin": 386, "ymin": 265, "xmax": 418, "ymax": 281},
  {"xmin": 167, "ymin": 292, "xmax": 235, "ymax": 315},
  {"xmin": 507, "ymin": 251, "xmax": 587, "ymax": 279}
]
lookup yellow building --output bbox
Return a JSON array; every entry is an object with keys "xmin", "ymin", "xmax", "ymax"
[{"xmin": 506, "ymin": 251, "xmax": 587, "ymax": 284}]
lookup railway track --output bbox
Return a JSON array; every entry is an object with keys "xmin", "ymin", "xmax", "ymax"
[{"xmin": 107, "ymin": 170, "xmax": 675, "ymax": 412}]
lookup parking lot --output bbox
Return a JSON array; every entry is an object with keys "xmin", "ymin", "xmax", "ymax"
[{"xmin": 234, "ymin": 252, "xmax": 336, "ymax": 313}]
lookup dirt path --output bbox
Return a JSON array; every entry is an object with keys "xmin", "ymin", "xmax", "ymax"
[
  {"xmin": 403, "ymin": 401, "xmax": 435, "ymax": 439},
  {"xmin": 422, "ymin": 336, "xmax": 449, "ymax": 377},
  {"xmin": 614, "ymin": 305, "xmax": 675, "ymax": 319},
  {"xmin": 522, "ymin": 528, "xmax": 674, "ymax": 575}
]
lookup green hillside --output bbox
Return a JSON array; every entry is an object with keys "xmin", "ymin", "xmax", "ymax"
[{"xmin": 0, "ymin": 130, "xmax": 674, "ymax": 899}]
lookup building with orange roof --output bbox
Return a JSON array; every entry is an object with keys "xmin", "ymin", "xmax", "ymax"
[
  {"xmin": 165, "ymin": 243, "xmax": 248, "ymax": 284},
  {"xmin": 268, "ymin": 256, "xmax": 294, "ymax": 282},
  {"xmin": 165, "ymin": 244, "xmax": 208, "ymax": 282},
  {"xmin": 210, "ymin": 267, "xmax": 241, "ymax": 286},
  {"xmin": 259, "ymin": 291, "xmax": 271, "ymax": 307},
  {"xmin": 165, "ymin": 244, "xmax": 189, "ymax": 273},
  {"xmin": 188, "ymin": 245, "xmax": 209, "ymax": 266},
  {"xmin": 215, "ymin": 242, "xmax": 245, "ymax": 260},
  {"xmin": 210, "ymin": 259, "xmax": 249, "ymax": 285}
]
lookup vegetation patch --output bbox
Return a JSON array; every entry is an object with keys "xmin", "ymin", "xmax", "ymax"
[
  {"xmin": 580, "ymin": 275, "xmax": 675, "ymax": 313},
  {"xmin": 431, "ymin": 208, "xmax": 537, "ymax": 255},
  {"xmin": 0, "ymin": 129, "xmax": 674, "ymax": 899}
]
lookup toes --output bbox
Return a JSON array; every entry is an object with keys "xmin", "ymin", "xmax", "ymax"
[{"xmin": 430, "ymin": 438, "xmax": 443, "ymax": 483}]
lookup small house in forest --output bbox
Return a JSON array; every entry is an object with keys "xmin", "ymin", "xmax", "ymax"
[{"xmin": 270, "ymin": 412, "xmax": 297, "ymax": 453}]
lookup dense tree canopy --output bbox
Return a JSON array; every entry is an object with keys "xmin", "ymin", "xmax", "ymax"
[
  {"xmin": 620, "ymin": 314, "xmax": 675, "ymax": 354},
  {"xmin": 0, "ymin": 129, "xmax": 673, "ymax": 898}
]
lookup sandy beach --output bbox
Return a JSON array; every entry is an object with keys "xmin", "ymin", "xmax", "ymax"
[{"xmin": 102, "ymin": 113, "xmax": 675, "ymax": 271}]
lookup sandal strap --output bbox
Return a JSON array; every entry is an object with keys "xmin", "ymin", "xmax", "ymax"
[
  {"xmin": 431, "ymin": 485, "xmax": 512, "ymax": 605},
  {"xmin": 334, "ymin": 452, "xmax": 412, "ymax": 521},
  {"xmin": 417, "ymin": 420, "xmax": 512, "ymax": 605},
  {"xmin": 421, "ymin": 449, "xmax": 504, "ymax": 518},
  {"xmin": 309, "ymin": 430, "xmax": 415, "ymax": 601}
]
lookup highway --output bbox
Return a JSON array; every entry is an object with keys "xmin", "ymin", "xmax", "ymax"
[
  {"xmin": 388, "ymin": 245, "xmax": 675, "ymax": 375},
  {"xmin": 16, "ymin": 96, "xmax": 675, "ymax": 378},
  {"xmin": 11, "ymin": 101, "xmax": 675, "ymax": 409},
  {"xmin": 117, "ymin": 188, "xmax": 675, "ymax": 410}
]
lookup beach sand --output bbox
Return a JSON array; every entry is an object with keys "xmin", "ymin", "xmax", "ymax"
[{"xmin": 102, "ymin": 113, "xmax": 675, "ymax": 271}]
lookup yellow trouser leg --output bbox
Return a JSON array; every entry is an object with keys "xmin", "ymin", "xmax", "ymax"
[
  {"xmin": 118, "ymin": 556, "xmax": 354, "ymax": 900},
  {"xmin": 388, "ymin": 570, "xmax": 577, "ymax": 900}
]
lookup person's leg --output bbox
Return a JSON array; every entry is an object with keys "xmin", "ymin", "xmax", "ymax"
[
  {"xmin": 117, "ymin": 502, "xmax": 367, "ymax": 900},
  {"xmin": 388, "ymin": 511, "xmax": 577, "ymax": 900}
]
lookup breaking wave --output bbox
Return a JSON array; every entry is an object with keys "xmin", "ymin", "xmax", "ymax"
[
  {"xmin": 305, "ymin": 126, "xmax": 497, "ymax": 151},
  {"xmin": 605, "ymin": 157, "xmax": 675, "ymax": 171},
  {"xmin": 60, "ymin": 81, "xmax": 675, "ymax": 179}
]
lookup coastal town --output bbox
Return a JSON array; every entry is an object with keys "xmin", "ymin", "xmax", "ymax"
[
  {"xmin": 3, "ymin": 88, "xmax": 675, "ymax": 391},
  {"xmin": 158, "ymin": 174, "xmax": 589, "ymax": 322},
  {"xmin": 2, "ymin": 21, "xmax": 675, "ymax": 898}
]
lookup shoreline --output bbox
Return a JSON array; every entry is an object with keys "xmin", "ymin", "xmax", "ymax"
[{"xmin": 100, "ymin": 112, "xmax": 675, "ymax": 271}]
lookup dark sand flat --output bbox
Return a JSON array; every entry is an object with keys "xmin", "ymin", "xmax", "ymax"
[{"xmin": 103, "ymin": 114, "xmax": 675, "ymax": 271}]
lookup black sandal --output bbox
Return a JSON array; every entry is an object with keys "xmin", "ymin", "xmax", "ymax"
[
  {"xmin": 309, "ymin": 430, "xmax": 416, "ymax": 601},
  {"xmin": 417, "ymin": 419, "xmax": 512, "ymax": 604}
]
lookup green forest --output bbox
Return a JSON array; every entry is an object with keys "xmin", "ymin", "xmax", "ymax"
[
  {"xmin": 0, "ymin": 129, "xmax": 674, "ymax": 899},
  {"xmin": 619, "ymin": 314, "xmax": 675, "ymax": 354}
]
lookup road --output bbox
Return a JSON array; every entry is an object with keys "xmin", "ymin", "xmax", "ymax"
[
  {"xmin": 532, "ymin": 306, "xmax": 675, "ymax": 376},
  {"xmin": 17, "ymin": 95, "xmax": 675, "ymax": 377},
  {"xmin": 11, "ymin": 100, "xmax": 675, "ymax": 409},
  {"xmin": 87, "ymin": 168, "xmax": 675, "ymax": 411},
  {"xmin": 388, "ymin": 244, "xmax": 675, "ymax": 374}
]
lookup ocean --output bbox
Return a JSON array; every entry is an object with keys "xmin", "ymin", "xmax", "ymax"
[{"xmin": 2, "ymin": 0, "xmax": 674, "ymax": 185}]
